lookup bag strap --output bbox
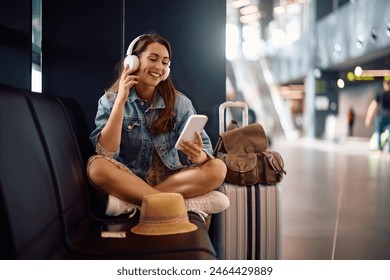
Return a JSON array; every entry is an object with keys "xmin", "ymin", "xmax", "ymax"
[
  {"xmin": 229, "ymin": 120, "xmax": 240, "ymax": 129},
  {"xmin": 213, "ymin": 136, "xmax": 224, "ymax": 157},
  {"xmin": 263, "ymin": 151, "xmax": 286, "ymax": 175}
]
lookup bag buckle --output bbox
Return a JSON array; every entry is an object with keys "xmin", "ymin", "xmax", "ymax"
[{"xmin": 238, "ymin": 160, "xmax": 247, "ymax": 185}]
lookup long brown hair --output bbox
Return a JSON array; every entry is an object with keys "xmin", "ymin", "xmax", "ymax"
[{"xmin": 106, "ymin": 33, "xmax": 176, "ymax": 136}]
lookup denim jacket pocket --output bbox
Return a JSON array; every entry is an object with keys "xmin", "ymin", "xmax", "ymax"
[{"xmin": 123, "ymin": 118, "xmax": 141, "ymax": 132}]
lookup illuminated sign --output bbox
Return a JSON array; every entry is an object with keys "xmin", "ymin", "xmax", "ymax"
[
  {"xmin": 347, "ymin": 69, "xmax": 390, "ymax": 82},
  {"xmin": 346, "ymin": 72, "xmax": 374, "ymax": 81}
]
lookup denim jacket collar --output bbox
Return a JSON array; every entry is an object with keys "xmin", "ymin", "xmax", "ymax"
[{"xmin": 128, "ymin": 87, "xmax": 165, "ymax": 110}]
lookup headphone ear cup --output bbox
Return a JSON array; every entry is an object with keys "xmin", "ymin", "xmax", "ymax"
[
  {"xmin": 162, "ymin": 66, "xmax": 170, "ymax": 81},
  {"xmin": 123, "ymin": 55, "xmax": 139, "ymax": 72}
]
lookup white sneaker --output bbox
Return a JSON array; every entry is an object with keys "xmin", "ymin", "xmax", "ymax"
[
  {"xmin": 185, "ymin": 191, "xmax": 230, "ymax": 215},
  {"xmin": 105, "ymin": 195, "xmax": 139, "ymax": 217}
]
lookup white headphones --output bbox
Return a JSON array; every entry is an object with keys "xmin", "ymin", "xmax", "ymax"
[{"xmin": 124, "ymin": 34, "xmax": 170, "ymax": 81}]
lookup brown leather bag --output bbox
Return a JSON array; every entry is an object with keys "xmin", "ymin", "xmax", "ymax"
[{"xmin": 213, "ymin": 122, "xmax": 286, "ymax": 185}]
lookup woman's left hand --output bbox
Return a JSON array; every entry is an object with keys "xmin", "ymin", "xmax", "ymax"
[{"xmin": 180, "ymin": 132, "xmax": 208, "ymax": 165}]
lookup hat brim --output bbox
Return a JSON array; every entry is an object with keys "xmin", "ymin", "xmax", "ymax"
[{"xmin": 131, "ymin": 219, "xmax": 198, "ymax": 236}]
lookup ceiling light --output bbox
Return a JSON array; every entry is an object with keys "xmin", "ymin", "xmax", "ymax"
[
  {"xmin": 240, "ymin": 5, "xmax": 258, "ymax": 15},
  {"xmin": 313, "ymin": 68, "xmax": 322, "ymax": 79},
  {"xmin": 333, "ymin": 44, "xmax": 341, "ymax": 58},
  {"xmin": 337, "ymin": 79, "xmax": 345, "ymax": 89},
  {"xmin": 231, "ymin": 0, "xmax": 251, "ymax": 9},
  {"xmin": 356, "ymin": 34, "xmax": 364, "ymax": 49},
  {"xmin": 240, "ymin": 12, "xmax": 261, "ymax": 23},
  {"xmin": 354, "ymin": 66, "xmax": 362, "ymax": 76}
]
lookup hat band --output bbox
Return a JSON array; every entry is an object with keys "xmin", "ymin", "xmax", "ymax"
[{"xmin": 140, "ymin": 213, "xmax": 188, "ymax": 225}]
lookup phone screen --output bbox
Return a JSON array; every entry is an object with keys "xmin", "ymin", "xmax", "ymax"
[{"xmin": 175, "ymin": 115, "xmax": 208, "ymax": 150}]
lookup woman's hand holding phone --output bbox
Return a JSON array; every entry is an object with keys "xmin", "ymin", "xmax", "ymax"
[
  {"xmin": 179, "ymin": 132, "xmax": 208, "ymax": 165},
  {"xmin": 175, "ymin": 115, "xmax": 209, "ymax": 165}
]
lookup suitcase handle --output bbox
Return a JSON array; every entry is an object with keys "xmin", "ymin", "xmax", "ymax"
[{"xmin": 219, "ymin": 101, "xmax": 249, "ymax": 134}]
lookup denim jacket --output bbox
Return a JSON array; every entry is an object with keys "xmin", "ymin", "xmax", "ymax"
[{"xmin": 89, "ymin": 88, "xmax": 213, "ymax": 179}]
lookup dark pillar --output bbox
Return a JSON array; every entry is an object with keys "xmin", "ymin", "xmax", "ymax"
[
  {"xmin": 124, "ymin": 0, "xmax": 226, "ymax": 144},
  {"xmin": 0, "ymin": 0, "xmax": 31, "ymax": 90},
  {"xmin": 42, "ymin": 0, "xmax": 122, "ymax": 130}
]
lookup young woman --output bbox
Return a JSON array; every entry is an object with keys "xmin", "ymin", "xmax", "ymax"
[{"xmin": 87, "ymin": 34, "xmax": 229, "ymax": 220}]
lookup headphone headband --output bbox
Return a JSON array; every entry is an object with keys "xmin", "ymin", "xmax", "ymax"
[{"xmin": 126, "ymin": 35, "xmax": 146, "ymax": 56}]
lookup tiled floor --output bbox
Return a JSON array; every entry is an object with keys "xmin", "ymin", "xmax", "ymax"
[{"xmin": 272, "ymin": 137, "xmax": 390, "ymax": 260}]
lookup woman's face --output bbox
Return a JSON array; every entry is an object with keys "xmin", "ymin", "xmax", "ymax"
[{"xmin": 137, "ymin": 42, "xmax": 170, "ymax": 87}]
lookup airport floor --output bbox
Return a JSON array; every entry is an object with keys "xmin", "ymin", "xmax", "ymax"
[{"xmin": 272, "ymin": 136, "xmax": 390, "ymax": 260}]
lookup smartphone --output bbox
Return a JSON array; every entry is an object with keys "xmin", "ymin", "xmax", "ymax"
[
  {"xmin": 100, "ymin": 223, "xmax": 128, "ymax": 238},
  {"xmin": 175, "ymin": 115, "xmax": 208, "ymax": 150}
]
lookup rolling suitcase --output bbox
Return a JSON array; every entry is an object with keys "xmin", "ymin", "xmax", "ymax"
[{"xmin": 213, "ymin": 101, "xmax": 282, "ymax": 260}]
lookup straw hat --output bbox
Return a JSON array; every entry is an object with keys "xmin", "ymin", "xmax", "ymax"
[{"xmin": 131, "ymin": 193, "xmax": 198, "ymax": 236}]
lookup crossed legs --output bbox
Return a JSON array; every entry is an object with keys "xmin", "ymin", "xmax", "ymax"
[{"xmin": 87, "ymin": 157, "xmax": 227, "ymax": 206}]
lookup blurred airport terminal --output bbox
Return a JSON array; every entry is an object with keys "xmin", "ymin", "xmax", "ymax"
[{"xmin": 226, "ymin": 0, "xmax": 390, "ymax": 259}]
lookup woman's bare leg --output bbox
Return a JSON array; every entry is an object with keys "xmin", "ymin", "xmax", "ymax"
[
  {"xmin": 87, "ymin": 157, "xmax": 159, "ymax": 205},
  {"xmin": 154, "ymin": 158, "xmax": 227, "ymax": 198}
]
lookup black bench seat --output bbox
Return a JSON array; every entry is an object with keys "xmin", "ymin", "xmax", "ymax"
[{"xmin": 0, "ymin": 84, "xmax": 216, "ymax": 260}]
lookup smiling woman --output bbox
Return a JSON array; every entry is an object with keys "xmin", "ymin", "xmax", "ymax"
[{"xmin": 86, "ymin": 33, "xmax": 229, "ymax": 226}]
